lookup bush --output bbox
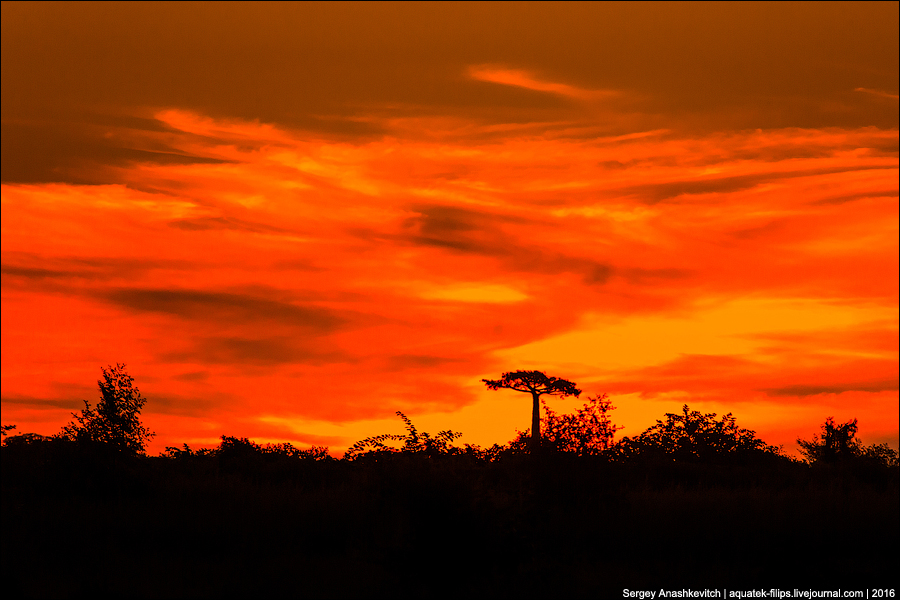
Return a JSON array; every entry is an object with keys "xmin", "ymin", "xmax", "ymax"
[
  {"xmin": 344, "ymin": 412, "xmax": 462, "ymax": 460},
  {"xmin": 613, "ymin": 404, "xmax": 785, "ymax": 464},
  {"xmin": 797, "ymin": 417, "xmax": 899, "ymax": 467}
]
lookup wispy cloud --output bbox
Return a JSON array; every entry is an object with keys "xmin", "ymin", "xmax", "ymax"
[
  {"xmin": 855, "ymin": 87, "xmax": 899, "ymax": 100},
  {"xmin": 468, "ymin": 65, "xmax": 619, "ymax": 101}
]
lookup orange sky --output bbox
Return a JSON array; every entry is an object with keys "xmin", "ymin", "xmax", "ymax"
[{"xmin": 2, "ymin": 2, "xmax": 897, "ymax": 455}]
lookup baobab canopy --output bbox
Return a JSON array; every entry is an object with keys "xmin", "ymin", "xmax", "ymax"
[{"xmin": 482, "ymin": 371, "xmax": 582, "ymax": 398}]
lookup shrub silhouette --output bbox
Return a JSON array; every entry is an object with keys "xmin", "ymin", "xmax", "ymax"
[
  {"xmin": 161, "ymin": 443, "xmax": 217, "ymax": 459},
  {"xmin": 483, "ymin": 370, "xmax": 581, "ymax": 453},
  {"xmin": 1, "ymin": 424, "xmax": 17, "ymax": 442},
  {"xmin": 614, "ymin": 404, "xmax": 783, "ymax": 463},
  {"xmin": 60, "ymin": 364, "xmax": 155, "ymax": 454},
  {"xmin": 2, "ymin": 432, "xmax": 52, "ymax": 447},
  {"xmin": 797, "ymin": 417, "xmax": 899, "ymax": 467},
  {"xmin": 511, "ymin": 393, "xmax": 623, "ymax": 456},
  {"xmin": 161, "ymin": 437, "xmax": 332, "ymax": 469},
  {"xmin": 344, "ymin": 411, "xmax": 462, "ymax": 460},
  {"xmin": 215, "ymin": 436, "xmax": 331, "ymax": 460}
]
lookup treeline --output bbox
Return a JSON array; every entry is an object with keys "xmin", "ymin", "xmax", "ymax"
[
  {"xmin": 1, "ymin": 366, "xmax": 897, "ymax": 598},
  {"xmin": 3, "ymin": 365, "xmax": 896, "ymax": 468}
]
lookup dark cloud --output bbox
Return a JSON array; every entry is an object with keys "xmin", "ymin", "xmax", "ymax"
[
  {"xmin": 385, "ymin": 354, "xmax": 458, "ymax": 371},
  {"xmin": 599, "ymin": 160, "xmax": 632, "ymax": 170},
  {"xmin": 1, "ymin": 119, "xmax": 229, "ymax": 184},
  {"xmin": 742, "ymin": 328, "xmax": 899, "ymax": 355},
  {"xmin": 99, "ymin": 288, "xmax": 344, "ymax": 331},
  {"xmin": 2, "ymin": 254, "xmax": 196, "ymax": 283},
  {"xmin": 168, "ymin": 217, "xmax": 294, "ymax": 235},
  {"xmin": 764, "ymin": 380, "xmax": 899, "ymax": 397},
  {"xmin": 1, "ymin": 394, "xmax": 83, "ymax": 410},
  {"xmin": 2, "ymin": 381, "xmax": 234, "ymax": 419},
  {"xmin": 864, "ymin": 135, "xmax": 900, "ymax": 157},
  {"xmin": 621, "ymin": 268, "xmax": 694, "ymax": 284},
  {"xmin": 813, "ymin": 189, "xmax": 899, "ymax": 205},
  {"xmin": 271, "ymin": 259, "xmax": 323, "ymax": 272},
  {"xmin": 1, "ymin": 265, "xmax": 71, "ymax": 280},
  {"xmin": 401, "ymin": 204, "xmax": 518, "ymax": 252},
  {"xmin": 731, "ymin": 221, "xmax": 784, "ymax": 241},
  {"xmin": 726, "ymin": 145, "xmax": 836, "ymax": 163},
  {"xmin": 413, "ymin": 205, "xmax": 491, "ymax": 235},
  {"xmin": 161, "ymin": 336, "xmax": 343, "ymax": 367},
  {"xmin": 505, "ymin": 251, "xmax": 613, "ymax": 285},
  {"xmin": 407, "ymin": 235, "xmax": 483, "ymax": 254},
  {"xmin": 144, "ymin": 391, "xmax": 229, "ymax": 417},
  {"xmin": 4, "ymin": 3, "xmax": 896, "ymax": 183},
  {"xmin": 618, "ymin": 164, "xmax": 897, "ymax": 203},
  {"xmin": 397, "ymin": 203, "xmax": 615, "ymax": 283},
  {"xmin": 592, "ymin": 354, "xmax": 759, "ymax": 396},
  {"xmin": 171, "ymin": 371, "xmax": 209, "ymax": 382}
]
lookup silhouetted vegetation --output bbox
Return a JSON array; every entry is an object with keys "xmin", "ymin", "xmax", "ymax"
[
  {"xmin": 483, "ymin": 370, "xmax": 581, "ymax": 452},
  {"xmin": 612, "ymin": 404, "xmax": 786, "ymax": 465},
  {"xmin": 509, "ymin": 393, "xmax": 623, "ymax": 456},
  {"xmin": 60, "ymin": 363, "xmax": 155, "ymax": 454},
  {"xmin": 2, "ymin": 368, "xmax": 897, "ymax": 597},
  {"xmin": 344, "ymin": 411, "xmax": 464, "ymax": 461},
  {"xmin": 797, "ymin": 416, "xmax": 899, "ymax": 467}
]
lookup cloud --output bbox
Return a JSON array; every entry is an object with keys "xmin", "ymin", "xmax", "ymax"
[
  {"xmin": 621, "ymin": 268, "xmax": 693, "ymax": 284},
  {"xmin": 161, "ymin": 336, "xmax": 343, "ymax": 367},
  {"xmin": 594, "ymin": 350, "xmax": 899, "ymax": 406},
  {"xmin": 855, "ymin": 88, "xmax": 899, "ymax": 100},
  {"xmin": 468, "ymin": 65, "xmax": 618, "ymax": 101},
  {"xmin": 1, "ymin": 394, "xmax": 83, "ymax": 410},
  {"xmin": 168, "ymin": 216, "xmax": 295, "ymax": 234},
  {"xmin": 616, "ymin": 164, "xmax": 897, "ymax": 203},
  {"xmin": 144, "ymin": 392, "xmax": 230, "ymax": 417},
  {"xmin": 764, "ymin": 380, "xmax": 899, "ymax": 397},
  {"xmin": 1, "ymin": 254, "xmax": 196, "ymax": 283},
  {"xmin": 397, "ymin": 204, "xmax": 517, "ymax": 252},
  {"xmin": 1, "ymin": 265, "xmax": 71, "ymax": 280},
  {"xmin": 384, "ymin": 354, "xmax": 460, "ymax": 371},
  {"xmin": 813, "ymin": 189, "xmax": 899, "ymax": 205},
  {"xmin": 394, "ymin": 203, "xmax": 615, "ymax": 282},
  {"xmin": 1, "ymin": 119, "xmax": 230, "ymax": 185},
  {"xmin": 98, "ymin": 288, "xmax": 345, "ymax": 331}
]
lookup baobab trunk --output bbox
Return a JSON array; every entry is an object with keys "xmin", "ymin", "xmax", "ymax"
[{"xmin": 531, "ymin": 391, "xmax": 540, "ymax": 453}]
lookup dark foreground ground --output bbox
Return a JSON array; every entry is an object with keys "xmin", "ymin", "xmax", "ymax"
[{"xmin": 2, "ymin": 444, "xmax": 897, "ymax": 598}]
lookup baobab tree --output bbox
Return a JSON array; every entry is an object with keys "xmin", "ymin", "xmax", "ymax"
[{"xmin": 482, "ymin": 370, "xmax": 581, "ymax": 453}]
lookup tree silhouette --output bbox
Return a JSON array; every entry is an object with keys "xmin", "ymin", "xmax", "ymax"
[
  {"xmin": 616, "ymin": 404, "xmax": 781, "ymax": 463},
  {"xmin": 797, "ymin": 417, "xmax": 899, "ymax": 467},
  {"xmin": 797, "ymin": 417, "xmax": 859, "ymax": 464},
  {"xmin": 61, "ymin": 363, "xmax": 155, "ymax": 454},
  {"xmin": 482, "ymin": 370, "xmax": 581, "ymax": 453}
]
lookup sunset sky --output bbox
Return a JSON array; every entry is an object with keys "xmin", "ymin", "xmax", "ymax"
[{"xmin": 2, "ymin": 2, "xmax": 897, "ymax": 455}]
